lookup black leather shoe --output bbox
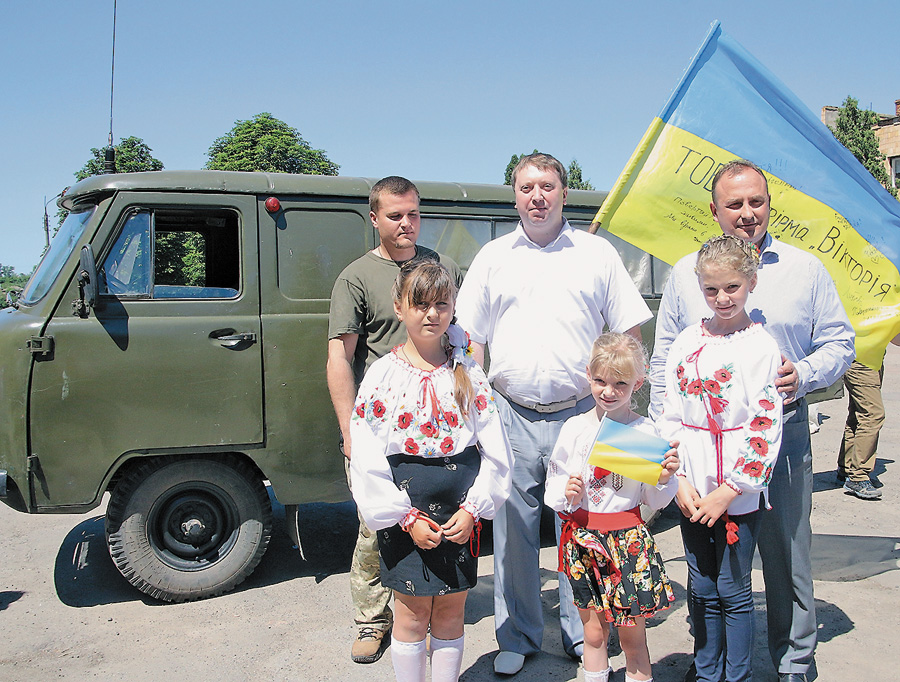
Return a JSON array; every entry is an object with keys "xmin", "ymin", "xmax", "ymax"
[{"xmin": 778, "ymin": 674, "xmax": 808, "ymax": 682}]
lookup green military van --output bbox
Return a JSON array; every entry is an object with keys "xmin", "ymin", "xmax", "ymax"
[{"xmin": 0, "ymin": 170, "xmax": 669, "ymax": 602}]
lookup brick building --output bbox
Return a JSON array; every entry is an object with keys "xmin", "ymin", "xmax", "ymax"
[{"xmin": 822, "ymin": 99, "xmax": 900, "ymax": 192}]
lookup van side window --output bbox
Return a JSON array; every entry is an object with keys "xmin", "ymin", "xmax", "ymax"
[{"xmin": 100, "ymin": 208, "xmax": 240, "ymax": 299}]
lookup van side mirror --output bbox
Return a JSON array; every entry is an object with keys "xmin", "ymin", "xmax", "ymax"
[{"xmin": 73, "ymin": 245, "xmax": 98, "ymax": 318}]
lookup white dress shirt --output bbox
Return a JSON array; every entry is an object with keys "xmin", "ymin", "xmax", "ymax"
[{"xmin": 456, "ymin": 220, "xmax": 652, "ymax": 405}]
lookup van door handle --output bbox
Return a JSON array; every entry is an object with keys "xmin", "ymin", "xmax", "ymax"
[{"xmin": 213, "ymin": 332, "xmax": 257, "ymax": 348}]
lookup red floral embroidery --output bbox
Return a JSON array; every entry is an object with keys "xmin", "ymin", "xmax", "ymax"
[
  {"xmin": 404, "ymin": 438, "xmax": 419, "ymax": 455},
  {"xmin": 759, "ymin": 399, "xmax": 775, "ymax": 410},
  {"xmin": 735, "ymin": 457, "xmax": 746, "ymax": 469},
  {"xmin": 593, "ymin": 467, "xmax": 611, "ymax": 479},
  {"xmin": 398, "ymin": 412, "xmax": 413, "ymax": 429},
  {"xmin": 474, "ymin": 395, "xmax": 488, "ymax": 412},
  {"xmin": 420, "ymin": 422, "xmax": 438, "ymax": 437},
  {"xmin": 372, "ymin": 400, "xmax": 386, "ymax": 418},
  {"xmin": 714, "ymin": 368, "xmax": 732, "ymax": 382},
  {"xmin": 676, "ymin": 365, "xmax": 685, "ymax": 379},
  {"xmin": 679, "ymin": 378, "xmax": 688, "ymax": 392},
  {"xmin": 627, "ymin": 541, "xmax": 641, "ymax": 556},
  {"xmin": 444, "ymin": 412, "xmax": 459, "ymax": 427},
  {"xmin": 440, "ymin": 436, "xmax": 454, "ymax": 454},
  {"xmin": 355, "ymin": 403, "xmax": 365, "ymax": 418},
  {"xmin": 703, "ymin": 379, "xmax": 721, "ymax": 396},
  {"xmin": 743, "ymin": 461, "xmax": 764, "ymax": 477},
  {"xmin": 750, "ymin": 416, "xmax": 773, "ymax": 431},
  {"xmin": 749, "ymin": 437, "xmax": 769, "ymax": 456},
  {"xmin": 687, "ymin": 380, "xmax": 703, "ymax": 395}
]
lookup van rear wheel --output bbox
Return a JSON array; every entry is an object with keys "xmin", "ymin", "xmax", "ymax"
[{"xmin": 105, "ymin": 456, "xmax": 273, "ymax": 602}]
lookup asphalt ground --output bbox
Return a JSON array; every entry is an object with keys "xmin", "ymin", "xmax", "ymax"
[{"xmin": 1, "ymin": 350, "xmax": 898, "ymax": 681}]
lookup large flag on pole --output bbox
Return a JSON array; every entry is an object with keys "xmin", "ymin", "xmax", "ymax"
[{"xmin": 593, "ymin": 20, "xmax": 900, "ymax": 370}]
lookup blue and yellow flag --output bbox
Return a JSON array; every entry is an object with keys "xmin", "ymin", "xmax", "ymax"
[
  {"xmin": 588, "ymin": 418, "xmax": 669, "ymax": 486},
  {"xmin": 594, "ymin": 21, "xmax": 900, "ymax": 370}
]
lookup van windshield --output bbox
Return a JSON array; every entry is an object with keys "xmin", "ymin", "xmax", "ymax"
[{"xmin": 20, "ymin": 206, "xmax": 97, "ymax": 305}]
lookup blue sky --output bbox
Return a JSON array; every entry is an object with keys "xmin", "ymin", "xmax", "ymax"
[{"xmin": 1, "ymin": 0, "xmax": 897, "ymax": 272}]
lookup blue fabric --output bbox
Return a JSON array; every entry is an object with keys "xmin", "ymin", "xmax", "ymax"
[
  {"xmin": 659, "ymin": 21, "xmax": 900, "ymax": 265},
  {"xmin": 681, "ymin": 511, "xmax": 760, "ymax": 682}
]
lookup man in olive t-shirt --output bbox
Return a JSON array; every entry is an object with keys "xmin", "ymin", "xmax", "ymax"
[{"xmin": 326, "ymin": 176, "xmax": 461, "ymax": 664}]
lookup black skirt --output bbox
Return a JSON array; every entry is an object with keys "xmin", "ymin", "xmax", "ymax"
[{"xmin": 379, "ymin": 445, "xmax": 481, "ymax": 596}]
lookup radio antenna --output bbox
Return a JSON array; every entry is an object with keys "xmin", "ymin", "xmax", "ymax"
[{"xmin": 104, "ymin": 0, "xmax": 117, "ymax": 174}]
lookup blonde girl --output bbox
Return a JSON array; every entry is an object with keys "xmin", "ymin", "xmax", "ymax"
[
  {"xmin": 545, "ymin": 332, "xmax": 680, "ymax": 682},
  {"xmin": 658, "ymin": 234, "xmax": 783, "ymax": 682},
  {"xmin": 350, "ymin": 258, "xmax": 512, "ymax": 682}
]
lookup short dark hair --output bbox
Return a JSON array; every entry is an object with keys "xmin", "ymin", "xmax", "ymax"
[
  {"xmin": 370, "ymin": 176, "xmax": 419, "ymax": 213},
  {"xmin": 511, "ymin": 153, "xmax": 567, "ymax": 188},
  {"xmin": 710, "ymin": 159, "xmax": 769, "ymax": 203}
]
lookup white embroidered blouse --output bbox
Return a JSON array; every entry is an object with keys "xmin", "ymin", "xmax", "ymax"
[
  {"xmin": 349, "ymin": 348, "xmax": 513, "ymax": 531},
  {"xmin": 658, "ymin": 321, "xmax": 783, "ymax": 516}
]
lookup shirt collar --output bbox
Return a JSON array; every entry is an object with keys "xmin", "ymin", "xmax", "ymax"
[{"xmin": 512, "ymin": 218, "xmax": 574, "ymax": 250}]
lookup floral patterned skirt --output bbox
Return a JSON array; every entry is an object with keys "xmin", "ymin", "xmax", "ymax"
[
  {"xmin": 561, "ymin": 521, "xmax": 674, "ymax": 627},
  {"xmin": 378, "ymin": 446, "xmax": 480, "ymax": 596}
]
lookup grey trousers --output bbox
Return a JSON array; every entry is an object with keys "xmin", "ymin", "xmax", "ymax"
[
  {"xmin": 492, "ymin": 392, "xmax": 592, "ymax": 658},
  {"xmin": 757, "ymin": 400, "xmax": 816, "ymax": 674}
]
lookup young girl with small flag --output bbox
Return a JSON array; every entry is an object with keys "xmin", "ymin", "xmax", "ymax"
[
  {"xmin": 545, "ymin": 332, "xmax": 680, "ymax": 682},
  {"xmin": 658, "ymin": 234, "xmax": 783, "ymax": 682}
]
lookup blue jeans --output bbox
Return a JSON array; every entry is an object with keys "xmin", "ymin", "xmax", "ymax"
[{"xmin": 681, "ymin": 511, "xmax": 760, "ymax": 682}]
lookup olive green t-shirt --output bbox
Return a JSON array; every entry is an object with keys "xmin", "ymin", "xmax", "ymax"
[{"xmin": 328, "ymin": 246, "xmax": 462, "ymax": 386}]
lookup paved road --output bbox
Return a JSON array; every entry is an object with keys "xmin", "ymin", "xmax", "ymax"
[{"xmin": 1, "ymin": 352, "xmax": 898, "ymax": 681}]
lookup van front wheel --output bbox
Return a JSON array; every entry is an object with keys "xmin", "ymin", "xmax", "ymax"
[{"xmin": 105, "ymin": 456, "xmax": 273, "ymax": 602}]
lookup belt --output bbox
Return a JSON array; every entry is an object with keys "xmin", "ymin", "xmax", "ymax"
[
  {"xmin": 783, "ymin": 396, "xmax": 806, "ymax": 415},
  {"xmin": 493, "ymin": 385, "xmax": 590, "ymax": 414}
]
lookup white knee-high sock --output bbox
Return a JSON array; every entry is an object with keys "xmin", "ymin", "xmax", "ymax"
[
  {"xmin": 429, "ymin": 634, "xmax": 465, "ymax": 682},
  {"xmin": 391, "ymin": 636, "xmax": 427, "ymax": 682},
  {"xmin": 584, "ymin": 666, "xmax": 612, "ymax": 682},
  {"xmin": 625, "ymin": 675, "xmax": 653, "ymax": 682}
]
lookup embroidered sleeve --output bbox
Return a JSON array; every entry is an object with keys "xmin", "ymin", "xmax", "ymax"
[
  {"xmin": 348, "ymin": 367, "xmax": 413, "ymax": 531},
  {"xmin": 457, "ymin": 363, "xmax": 512, "ymax": 521},
  {"xmin": 544, "ymin": 420, "xmax": 580, "ymax": 513},
  {"xmin": 728, "ymin": 346, "xmax": 783, "ymax": 494}
]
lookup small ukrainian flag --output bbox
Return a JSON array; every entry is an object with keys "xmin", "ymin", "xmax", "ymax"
[{"xmin": 588, "ymin": 418, "xmax": 669, "ymax": 486}]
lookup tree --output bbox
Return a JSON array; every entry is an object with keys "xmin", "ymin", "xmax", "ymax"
[
  {"xmin": 0, "ymin": 264, "xmax": 31, "ymax": 309},
  {"xmin": 566, "ymin": 159, "xmax": 595, "ymax": 191},
  {"xmin": 830, "ymin": 96, "xmax": 897, "ymax": 198},
  {"xmin": 75, "ymin": 136, "xmax": 164, "ymax": 181},
  {"xmin": 205, "ymin": 113, "xmax": 339, "ymax": 175},
  {"xmin": 58, "ymin": 136, "xmax": 165, "ymax": 229},
  {"xmin": 503, "ymin": 151, "xmax": 595, "ymax": 190}
]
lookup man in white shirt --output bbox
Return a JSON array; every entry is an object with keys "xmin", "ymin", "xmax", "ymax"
[
  {"xmin": 456, "ymin": 153, "xmax": 652, "ymax": 676},
  {"xmin": 649, "ymin": 159, "xmax": 855, "ymax": 682}
]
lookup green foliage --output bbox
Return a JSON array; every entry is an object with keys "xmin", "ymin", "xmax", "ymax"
[
  {"xmin": 205, "ymin": 112, "xmax": 339, "ymax": 175},
  {"xmin": 566, "ymin": 159, "xmax": 595, "ymax": 190},
  {"xmin": 503, "ymin": 151, "xmax": 595, "ymax": 190},
  {"xmin": 830, "ymin": 96, "xmax": 898, "ymax": 198},
  {"xmin": 0, "ymin": 264, "xmax": 31, "ymax": 308},
  {"xmin": 75, "ymin": 136, "xmax": 164, "ymax": 181},
  {"xmin": 155, "ymin": 232, "xmax": 206, "ymax": 287}
]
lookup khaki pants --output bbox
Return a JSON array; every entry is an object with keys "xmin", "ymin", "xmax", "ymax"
[
  {"xmin": 837, "ymin": 360, "xmax": 885, "ymax": 482},
  {"xmin": 345, "ymin": 458, "xmax": 392, "ymax": 630}
]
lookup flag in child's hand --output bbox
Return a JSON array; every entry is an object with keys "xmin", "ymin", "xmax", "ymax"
[{"xmin": 588, "ymin": 418, "xmax": 670, "ymax": 486}]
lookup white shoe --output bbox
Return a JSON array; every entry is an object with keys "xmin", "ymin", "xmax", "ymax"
[{"xmin": 494, "ymin": 651, "xmax": 526, "ymax": 675}]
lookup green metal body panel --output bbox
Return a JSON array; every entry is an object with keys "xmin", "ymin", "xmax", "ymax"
[{"xmin": 2, "ymin": 170, "xmax": 673, "ymax": 514}]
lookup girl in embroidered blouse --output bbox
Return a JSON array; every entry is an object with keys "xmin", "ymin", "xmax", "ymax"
[
  {"xmin": 545, "ymin": 333, "xmax": 680, "ymax": 682},
  {"xmin": 350, "ymin": 259, "xmax": 512, "ymax": 682},
  {"xmin": 658, "ymin": 234, "xmax": 783, "ymax": 682}
]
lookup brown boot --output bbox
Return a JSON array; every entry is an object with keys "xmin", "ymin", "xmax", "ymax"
[{"xmin": 351, "ymin": 626, "xmax": 390, "ymax": 664}]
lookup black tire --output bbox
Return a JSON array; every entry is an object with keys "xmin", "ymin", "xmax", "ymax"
[{"xmin": 105, "ymin": 455, "xmax": 273, "ymax": 602}]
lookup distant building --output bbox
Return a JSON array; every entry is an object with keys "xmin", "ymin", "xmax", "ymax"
[{"xmin": 822, "ymin": 98, "xmax": 900, "ymax": 192}]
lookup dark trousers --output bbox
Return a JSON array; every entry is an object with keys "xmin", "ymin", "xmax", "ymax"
[{"xmin": 681, "ymin": 511, "xmax": 760, "ymax": 682}]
